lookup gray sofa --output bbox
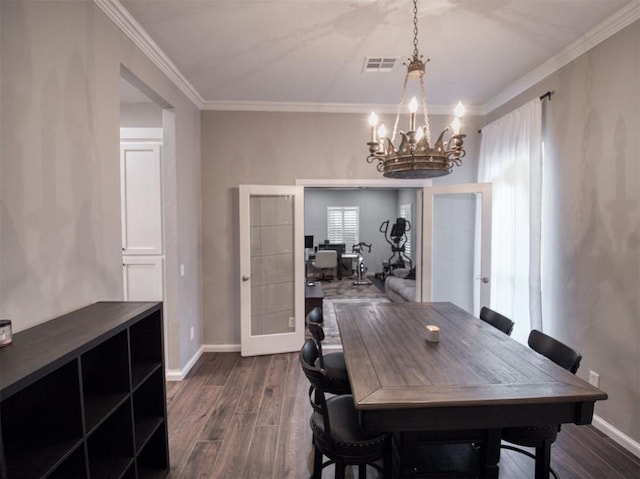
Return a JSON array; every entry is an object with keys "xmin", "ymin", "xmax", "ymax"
[{"xmin": 384, "ymin": 268, "xmax": 416, "ymax": 302}]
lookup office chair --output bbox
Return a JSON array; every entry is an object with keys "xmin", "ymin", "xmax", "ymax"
[
  {"xmin": 479, "ymin": 306, "xmax": 515, "ymax": 336},
  {"xmin": 305, "ymin": 307, "xmax": 351, "ymax": 395},
  {"xmin": 501, "ymin": 329, "xmax": 583, "ymax": 479},
  {"xmin": 312, "ymin": 250, "xmax": 337, "ymax": 281},
  {"xmin": 299, "ymin": 339, "xmax": 391, "ymax": 479}
]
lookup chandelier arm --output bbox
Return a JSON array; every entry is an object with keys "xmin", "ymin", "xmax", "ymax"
[{"xmin": 419, "ymin": 74, "xmax": 432, "ymax": 145}]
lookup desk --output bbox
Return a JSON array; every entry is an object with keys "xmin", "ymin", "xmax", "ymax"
[
  {"xmin": 336, "ymin": 302, "xmax": 608, "ymax": 478},
  {"xmin": 305, "ymin": 281, "xmax": 324, "ymax": 316},
  {"xmin": 306, "ymin": 252, "xmax": 357, "ymax": 280},
  {"xmin": 340, "ymin": 253, "xmax": 358, "ymax": 278}
]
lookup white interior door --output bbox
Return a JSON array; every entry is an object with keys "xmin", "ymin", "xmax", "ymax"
[
  {"xmin": 422, "ymin": 183, "xmax": 492, "ymax": 314},
  {"xmin": 123, "ymin": 256, "xmax": 163, "ymax": 301},
  {"xmin": 239, "ymin": 185, "xmax": 304, "ymax": 356},
  {"xmin": 120, "ymin": 142, "xmax": 163, "ymax": 255}
]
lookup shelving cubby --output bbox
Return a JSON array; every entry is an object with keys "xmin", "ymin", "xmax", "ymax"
[
  {"xmin": 0, "ymin": 302, "xmax": 168, "ymax": 479},
  {"xmin": 81, "ymin": 329, "xmax": 131, "ymax": 432},
  {"xmin": 0, "ymin": 360, "xmax": 84, "ymax": 479},
  {"xmin": 129, "ymin": 310, "xmax": 163, "ymax": 389},
  {"xmin": 87, "ymin": 399, "xmax": 135, "ymax": 479}
]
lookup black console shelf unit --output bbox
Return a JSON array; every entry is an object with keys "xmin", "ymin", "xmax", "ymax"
[{"xmin": 0, "ymin": 302, "xmax": 169, "ymax": 479}]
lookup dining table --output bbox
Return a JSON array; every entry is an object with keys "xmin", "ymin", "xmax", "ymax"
[{"xmin": 335, "ymin": 301, "xmax": 608, "ymax": 478}]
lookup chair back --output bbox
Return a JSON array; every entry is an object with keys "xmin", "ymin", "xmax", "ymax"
[
  {"xmin": 306, "ymin": 306, "xmax": 325, "ymax": 341},
  {"xmin": 528, "ymin": 329, "xmax": 582, "ymax": 374},
  {"xmin": 314, "ymin": 250, "xmax": 337, "ymax": 268},
  {"xmin": 305, "ymin": 307, "xmax": 326, "ymax": 367},
  {"xmin": 299, "ymin": 339, "xmax": 333, "ymax": 436},
  {"xmin": 479, "ymin": 306, "xmax": 515, "ymax": 336}
]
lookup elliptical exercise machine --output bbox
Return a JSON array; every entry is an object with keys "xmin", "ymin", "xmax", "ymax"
[
  {"xmin": 351, "ymin": 242, "xmax": 372, "ymax": 285},
  {"xmin": 378, "ymin": 217, "xmax": 412, "ymax": 278}
]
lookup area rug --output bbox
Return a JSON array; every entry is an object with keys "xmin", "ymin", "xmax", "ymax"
[
  {"xmin": 321, "ymin": 298, "xmax": 390, "ymax": 346},
  {"xmin": 320, "ymin": 277, "xmax": 387, "ymax": 300}
]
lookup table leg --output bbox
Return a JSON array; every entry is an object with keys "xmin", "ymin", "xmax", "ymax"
[
  {"xmin": 481, "ymin": 428, "xmax": 501, "ymax": 479},
  {"xmin": 534, "ymin": 439, "xmax": 553, "ymax": 479}
]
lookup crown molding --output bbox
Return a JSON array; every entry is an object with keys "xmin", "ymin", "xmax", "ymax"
[
  {"xmin": 93, "ymin": 0, "xmax": 204, "ymax": 109},
  {"xmin": 202, "ymin": 100, "xmax": 483, "ymax": 116},
  {"xmin": 97, "ymin": 0, "xmax": 639, "ymax": 116},
  {"xmin": 481, "ymin": 0, "xmax": 640, "ymax": 115}
]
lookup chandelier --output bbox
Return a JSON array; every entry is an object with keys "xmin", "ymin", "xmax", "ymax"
[{"xmin": 366, "ymin": 0, "xmax": 466, "ymax": 178}]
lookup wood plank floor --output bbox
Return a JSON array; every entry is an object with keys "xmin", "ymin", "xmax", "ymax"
[{"xmin": 166, "ymin": 352, "xmax": 640, "ymax": 478}]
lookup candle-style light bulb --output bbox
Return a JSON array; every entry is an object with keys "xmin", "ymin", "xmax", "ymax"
[
  {"xmin": 377, "ymin": 124, "xmax": 387, "ymax": 152},
  {"xmin": 369, "ymin": 112, "xmax": 379, "ymax": 142},
  {"xmin": 378, "ymin": 124, "xmax": 387, "ymax": 140},
  {"xmin": 454, "ymin": 101, "xmax": 466, "ymax": 118},
  {"xmin": 409, "ymin": 97, "xmax": 418, "ymax": 131},
  {"xmin": 416, "ymin": 126, "xmax": 424, "ymax": 142},
  {"xmin": 451, "ymin": 116, "xmax": 461, "ymax": 135},
  {"xmin": 409, "ymin": 97, "xmax": 418, "ymax": 113}
]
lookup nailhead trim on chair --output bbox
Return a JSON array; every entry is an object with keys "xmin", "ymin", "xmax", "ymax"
[{"xmin": 310, "ymin": 423, "xmax": 387, "ymax": 449}]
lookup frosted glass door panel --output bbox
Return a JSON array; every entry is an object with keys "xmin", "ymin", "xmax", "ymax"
[
  {"xmin": 239, "ymin": 185, "xmax": 304, "ymax": 356},
  {"xmin": 250, "ymin": 195, "xmax": 295, "ymax": 336},
  {"xmin": 422, "ymin": 183, "xmax": 491, "ymax": 315},
  {"xmin": 432, "ymin": 193, "xmax": 478, "ymax": 313}
]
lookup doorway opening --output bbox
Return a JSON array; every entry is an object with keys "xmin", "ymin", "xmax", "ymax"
[
  {"xmin": 303, "ymin": 186, "xmax": 419, "ymax": 304},
  {"xmin": 298, "ymin": 179, "xmax": 426, "ymax": 348},
  {"xmin": 119, "ymin": 66, "xmax": 175, "ymax": 364}
]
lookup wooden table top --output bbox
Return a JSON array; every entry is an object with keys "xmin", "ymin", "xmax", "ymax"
[{"xmin": 336, "ymin": 302, "xmax": 607, "ymax": 413}]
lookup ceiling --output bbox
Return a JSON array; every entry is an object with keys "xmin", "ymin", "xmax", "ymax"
[{"xmin": 115, "ymin": 0, "xmax": 637, "ymax": 113}]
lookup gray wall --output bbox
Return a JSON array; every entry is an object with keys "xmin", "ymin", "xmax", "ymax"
[
  {"xmin": 304, "ymin": 188, "xmax": 400, "ymax": 274},
  {"xmin": 5, "ymin": 0, "xmax": 633, "ymax": 451},
  {"xmin": 0, "ymin": 1, "xmax": 203, "ymax": 372},
  {"xmin": 484, "ymin": 21, "xmax": 640, "ymax": 442},
  {"xmin": 201, "ymin": 111, "xmax": 481, "ymax": 345},
  {"xmin": 120, "ymin": 102, "xmax": 163, "ymax": 127}
]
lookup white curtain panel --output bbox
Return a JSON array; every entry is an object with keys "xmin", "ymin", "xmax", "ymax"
[{"xmin": 478, "ymin": 99, "xmax": 542, "ymax": 344}]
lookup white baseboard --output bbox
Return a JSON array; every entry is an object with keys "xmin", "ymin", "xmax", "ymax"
[
  {"xmin": 203, "ymin": 343, "xmax": 241, "ymax": 353},
  {"xmin": 165, "ymin": 344, "xmax": 242, "ymax": 380},
  {"xmin": 593, "ymin": 414, "xmax": 640, "ymax": 458},
  {"xmin": 165, "ymin": 346, "xmax": 203, "ymax": 381}
]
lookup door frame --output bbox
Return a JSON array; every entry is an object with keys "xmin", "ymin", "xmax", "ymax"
[
  {"xmin": 421, "ymin": 182, "xmax": 492, "ymax": 312},
  {"xmin": 239, "ymin": 184, "xmax": 305, "ymax": 356},
  {"xmin": 297, "ymin": 178, "xmax": 432, "ymax": 299}
]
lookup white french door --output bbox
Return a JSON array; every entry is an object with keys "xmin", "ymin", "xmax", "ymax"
[
  {"xmin": 239, "ymin": 185, "xmax": 305, "ymax": 356},
  {"xmin": 421, "ymin": 183, "xmax": 492, "ymax": 315}
]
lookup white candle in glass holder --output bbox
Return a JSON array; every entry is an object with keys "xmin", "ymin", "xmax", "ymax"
[{"xmin": 425, "ymin": 324, "xmax": 440, "ymax": 342}]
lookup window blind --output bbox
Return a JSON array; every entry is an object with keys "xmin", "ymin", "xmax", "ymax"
[
  {"xmin": 327, "ymin": 206, "xmax": 359, "ymax": 251},
  {"xmin": 399, "ymin": 204, "xmax": 412, "ymax": 260}
]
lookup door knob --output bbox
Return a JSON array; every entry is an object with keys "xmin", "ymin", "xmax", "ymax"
[
  {"xmin": 242, "ymin": 275, "xmax": 251, "ymax": 282},
  {"xmin": 475, "ymin": 276, "xmax": 490, "ymax": 283}
]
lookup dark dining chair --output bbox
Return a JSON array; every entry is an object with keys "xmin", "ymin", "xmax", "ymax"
[
  {"xmin": 299, "ymin": 339, "xmax": 391, "ymax": 479},
  {"xmin": 479, "ymin": 306, "xmax": 514, "ymax": 336},
  {"xmin": 501, "ymin": 329, "xmax": 583, "ymax": 479},
  {"xmin": 305, "ymin": 307, "xmax": 351, "ymax": 395}
]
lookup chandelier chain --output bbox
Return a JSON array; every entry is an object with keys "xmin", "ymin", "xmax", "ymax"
[
  {"xmin": 412, "ymin": 0, "xmax": 419, "ymax": 59},
  {"xmin": 419, "ymin": 75, "xmax": 432, "ymax": 144},
  {"xmin": 392, "ymin": 74, "xmax": 409, "ymax": 142}
]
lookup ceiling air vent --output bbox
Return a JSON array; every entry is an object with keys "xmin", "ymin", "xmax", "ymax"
[{"xmin": 364, "ymin": 57, "xmax": 398, "ymax": 73}]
